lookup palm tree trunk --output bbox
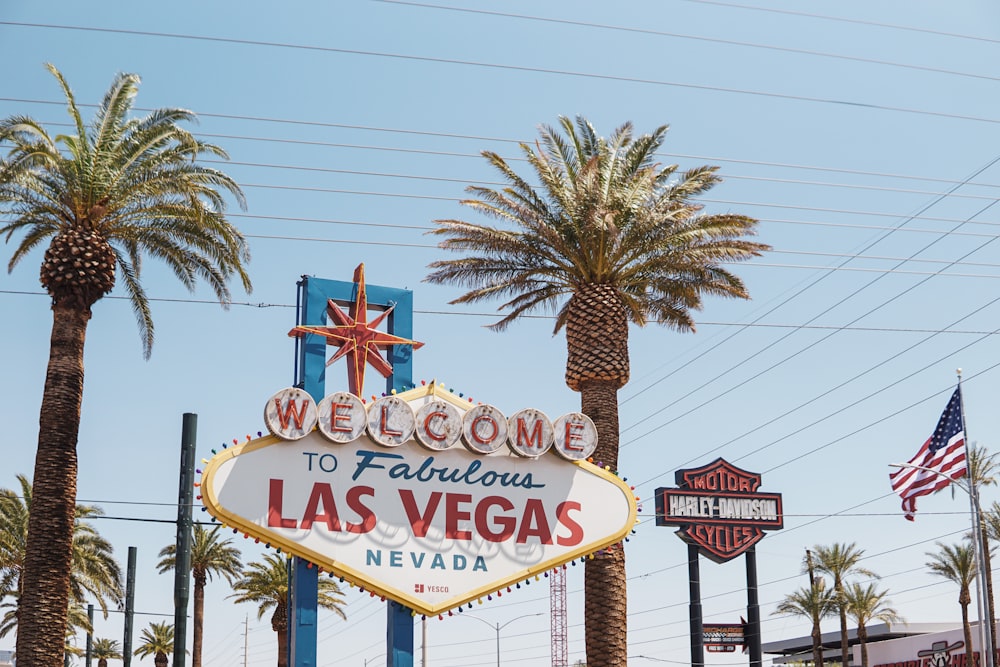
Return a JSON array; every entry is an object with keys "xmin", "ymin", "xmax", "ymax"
[
  {"xmin": 193, "ymin": 573, "xmax": 206, "ymax": 667},
  {"xmin": 962, "ymin": 600, "xmax": 974, "ymax": 667},
  {"xmin": 272, "ymin": 606, "xmax": 288, "ymax": 667},
  {"xmin": 835, "ymin": 576, "xmax": 850, "ymax": 667},
  {"xmin": 983, "ymin": 529, "xmax": 996, "ymax": 659},
  {"xmin": 859, "ymin": 623, "xmax": 869, "ymax": 667},
  {"xmin": 811, "ymin": 620, "xmax": 823, "ymax": 667},
  {"xmin": 17, "ymin": 303, "xmax": 91, "ymax": 667},
  {"xmin": 581, "ymin": 380, "xmax": 626, "ymax": 667},
  {"xmin": 155, "ymin": 651, "xmax": 168, "ymax": 667}
]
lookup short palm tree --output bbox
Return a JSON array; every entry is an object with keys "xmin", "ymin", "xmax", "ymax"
[
  {"xmin": 157, "ymin": 524, "xmax": 243, "ymax": 667},
  {"xmin": 0, "ymin": 64, "xmax": 251, "ymax": 667},
  {"xmin": 0, "ymin": 474, "xmax": 122, "ymax": 637},
  {"xmin": 134, "ymin": 621, "xmax": 174, "ymax": 667},
  {"xmin": 230, "ymin": 553, "xmax": 346, "ymax": 667},
  {"xmin": 426, "ymin": 115, "xmax": 767, "ymax": 666},
  {"xmin": 773, "ymin": 578, "xmax": 837, "ymax": 666},
  {"xmin": 91, "ymin": 637, "xmax": 123, "ymax": 667},
  {"xmin": 844, "ymin": 582, "xmax": 902, "ymax": 667},
  {"xmin": 927, "ymin": 541, "xmax": 977, "ymax": 667},
  {"xmin": 812, "ymin": 542, "xmax": 877, "ymax": 667}
]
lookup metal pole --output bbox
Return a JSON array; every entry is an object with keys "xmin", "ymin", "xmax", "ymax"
[
  {"xmin": 688, "ymin": 543, "xmax": 704, "ymax": 667},
  {"xmin": 86, "ymin": 604, "xmax": 94, "ymax": 667},
  {"xmin": 123, "ymin": 546, "xmax": 137, "ymax": 667},
  {"xmin": 958, "ymin": 372, "xmax": 995, "ymax": 667},
  {"xmin": 173, "ymin": 413, "xmax": 197, "ymax": 667},
  {"xmin": 745, "ymin": 547, "xmax": 762, "ymax": 667},
  {"xmin": 495, "ymin": 623, "xmax": 500, "ymax": 667},
  {"xmin": 422, "ymin": 617, "xmax": 427, "ymax": 667}
]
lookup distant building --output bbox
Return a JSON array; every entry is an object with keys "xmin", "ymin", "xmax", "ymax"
[
  {"xmin": 762, "ymin": 623, "xmax": 960, "ymax": 665},
  {"xmin": 0, "ymin": 649, "xmax": 13, "ymax": 667}
]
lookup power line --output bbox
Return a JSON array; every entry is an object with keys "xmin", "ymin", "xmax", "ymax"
[
  {"xmin": 676, "ymin": 0, "xmax": 1000, "ymax": 46},
  {"xmin": 376, "ymin": 0, "xmax": 1000, "ymax": 84},
  {"xmin": 11, "ymin": 106, "xmax": 1000, "ymax": 197},
  {"xmin": 3, "ymin": 23, "xmax": 1000, "ymax": 126}
]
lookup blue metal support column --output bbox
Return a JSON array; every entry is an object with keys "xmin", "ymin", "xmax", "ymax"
[
  {"xmin": 292, "ymin": 273, "xmax": 416, "ymax": 667},
  {"xmin": 387, "ymin": 602, "xmax": 414, "ymax": 667}
]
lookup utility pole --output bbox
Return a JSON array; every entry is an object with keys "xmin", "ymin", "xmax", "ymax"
[{"xmin": 244, "ymin": 615, "xmax": 249, "ymax": 667}]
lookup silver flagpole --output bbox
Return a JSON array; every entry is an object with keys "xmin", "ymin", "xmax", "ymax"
[{"xmin": 958, "ymin": 369, "xmax": 995, "ymax": 667}]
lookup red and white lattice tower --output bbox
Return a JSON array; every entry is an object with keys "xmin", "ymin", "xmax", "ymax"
[{"xmin": 550, "ymin": 566, "xmax": 568, "ymax": 667}]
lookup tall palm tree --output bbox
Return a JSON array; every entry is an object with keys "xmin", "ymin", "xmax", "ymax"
[
  {"xmin": 134, "ymin": 621, "xmax": 174, "ymax": 667},
  {"xmin": 843, "ymin": 582, "xmax": 903, "ymax": 667},
  {"xmin": 983, "ymin": 501, "xmax": 1000, "ymax": 660},
  {"xmin": 773, "ymin": 578, "xmax": 837, "ymax": 666},
  {"xmin": 157, "ymin": 524, "xmax": 243, "ymax": 667},
  {"xmin": 91, "ymin": 637, "xmax": 123, "ymax": 667},
  {"xmin": 0, "ymin": 64, "xmax": 251, "ymax": 667},
  {"xmin": 963, "ymin": 445, "xmax": 999, "ymax": 655},
  {"xmin": 927, "ymin": 541, "xmax": 978, "ymax": 667},
  {"xmin": 230, "ymin": 553, "xmax": 346, "ymax": 667},
  {"xmin": 0, "ymin": 474, "xmax": 122, "ymax": 636},
  {"xmin": 426, "ymin": 116, "xmax": 767, "ymax": 666},
  {"xmin": 812, "ymin": 542, "xmax": 877, "ymax": 667}
]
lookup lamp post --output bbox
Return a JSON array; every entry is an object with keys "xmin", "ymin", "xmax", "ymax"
[{"xmin": 457, "ymin": 613, "xmax": 545, "ymax": 667}]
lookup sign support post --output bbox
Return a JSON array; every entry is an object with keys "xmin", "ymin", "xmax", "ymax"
[
  {"xmin": 688, "ymin": 544, "xmax": 704, "ymax": 667},
  {"xmin": 745, "ymin": 546, "xmax": 762, "ymax": 667}
]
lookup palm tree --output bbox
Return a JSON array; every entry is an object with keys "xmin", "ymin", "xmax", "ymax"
[
  {"xmin": 927, "ymin": 541, "xmax": 978, "ymax": 667},
  {"xmin": 426, "ymin": 116, "xmax": 767, "ymax": 666},
  {"xmin": 773, "ymin": 578, "xmax": 837, "ymax": 666},
  {"xmin": 983, "ymin": 501, "xmax": 1000, "ymax": 660},
  {"xmin": 0, "ymin": 474, "xmax": 122, "ymax": 637},
  {"xmin": 157, "ymin": 524, "xmax": 243, "ymax": 667},
  {"xmin": 230, "ymin": 553, "xmax": 346, "ymax": 667},
  {"xmin": 812, "ymin": 542, "xmax": 877, "ymax": 667},
  {"xmin": 963, "ymin": 445, "xmax": 999, "ymax": 655},
  {"xmin": 0, "ymin": 64, "xmax": 251, "ymax": 667},
  {"xmin": 844, "ymin": 582, "xmax": 903, "ymax": 667},
  {"xmin": 134, "ymin": 621, "xmax": 174, "ymax": 667},
  {"xmin": 91, "ymin": 638, "xmax": 123, "ymax": 667}
]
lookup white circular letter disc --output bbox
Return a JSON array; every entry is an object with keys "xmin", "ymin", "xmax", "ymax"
[
  {"xmin": 461, "ymin": 404, "xmax": 508, "ymax": 454},
  {"xmin": 264, "ymin": 387, "xmax": 317, "ymax": 441},
  {"xmin": 414, "ymin": 400, "xmax": 463, "ymax": 451},
  {"xmin": 317, "ymin": 392, "xmax": 367, "ymax": 443},
  {"xmin": 367, "ymin": 396, "xmax": 416, "ymax": 447},
  {"xmin": 506, "ymin": 408, "xmax": 554, "ymax": 458},
  {"xmin": 552, "ymin": 412, "xmax": 598, "ymax": 461}
]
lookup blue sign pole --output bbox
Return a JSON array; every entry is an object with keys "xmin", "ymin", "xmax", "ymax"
[{"xmin": 293, "ymin": 273, "xmax": 416, "ymax": 667}]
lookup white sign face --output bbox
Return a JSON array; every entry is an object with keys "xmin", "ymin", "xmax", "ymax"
[{"xmin": 201, "ymin": 386, "xmax": 636, "ymax": 616}]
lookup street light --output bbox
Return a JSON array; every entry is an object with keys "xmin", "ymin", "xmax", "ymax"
[{"xmin": 456, "ymin": 612, "xmax": 545, "ymax": 667}]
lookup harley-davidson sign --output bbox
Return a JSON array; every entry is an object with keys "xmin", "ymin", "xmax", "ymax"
[
  {"xmin": 655, "ymin": 458, "xmax": 783, "ymax": 563},
  {"xmin": 201, "ymin": 383, "xmax": 638, "ymax": 616}
]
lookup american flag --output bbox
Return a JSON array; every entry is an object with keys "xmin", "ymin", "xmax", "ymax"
[{"xmin": 890, "ymin": 388, "xmax": 968, "ymax": 521}]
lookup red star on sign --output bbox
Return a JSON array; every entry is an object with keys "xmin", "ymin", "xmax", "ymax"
[{"xmin": 288, "ymin": 264, "xmax": 423, "ymax": 396}]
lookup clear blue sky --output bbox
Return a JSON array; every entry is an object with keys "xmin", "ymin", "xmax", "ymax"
[{"xmin": 3, "ymin": 1, "xmax": 1000, "ymax": 665}]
